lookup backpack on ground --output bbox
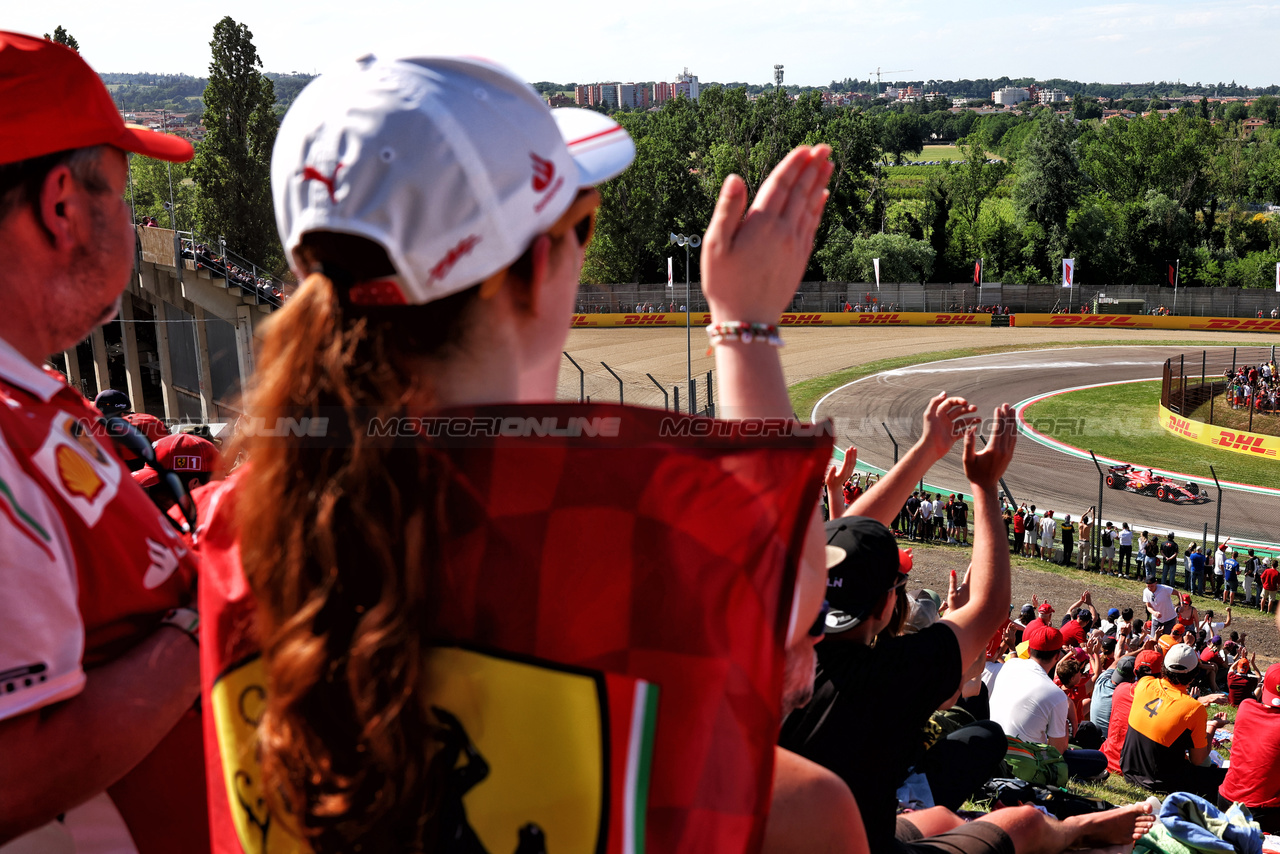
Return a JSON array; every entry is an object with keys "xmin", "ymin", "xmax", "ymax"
[
  {"xmin": 978, "ymin": 777, "xmax": 1114, "ymax": 820},
  {"xmin": 1001, "ymin": 735, "xmax": 1068, "ymax": 788}
]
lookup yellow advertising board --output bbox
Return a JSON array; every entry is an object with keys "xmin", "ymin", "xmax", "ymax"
[
  {"xmin": 570, "ymin": 312, "xmax": 994, "ymax": 328},
  {"xmin": 1013, "ymin": 314, "xmax": 1280, "ymax": 332},
  {"xmin": 1157, "ymin": 403, "xmax": 1280, "ymax": 458}
]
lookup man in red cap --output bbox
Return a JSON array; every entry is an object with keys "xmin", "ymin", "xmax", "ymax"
[
  {"xmin": 1220, "ymin": 662, "xmax": 1280, "ymax": 831},
  {"xmin": 1036, "ymin": 600, "xmax": 1055, "ymax": 626},
  {"xmin": 0, "ymin": 32, "xmax": 205, "ymax": 851}
]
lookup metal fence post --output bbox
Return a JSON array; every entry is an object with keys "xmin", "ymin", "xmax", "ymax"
[
  {"xmin": 1209, "ymin": 466, "xmax": 1222, "ymax": 554},
  {"xmin": 673, "ymin": 386, "xmax": 681, "ymax": 413},
  {"xmin": 563, "ymin": 352, "xmax": 585, "ymax": 402},
  {"xmin": 1090, "ymin": 450, "xmax": 1105, "ymax": 571},
  {"xmin": 601, "ymin": 362, "xmax": 623, "ymax": 404},
  {"xmin": 690, "ymin": 377, "xmax": 698, "ymax": 416},
  {"xmin": 646, "ymin": 373, "xmax": 669, "ymax": 410},
  {"xmin": 1201, "ymin": 350, "xmax": 1206, "ymax": 387},
  {"xmin": 705, "ymin": 370, "xmax": 714, "ymax": 418},
  {"xmin": 882, "ymin": 422, "xmax": 900, "ymax": 465}
]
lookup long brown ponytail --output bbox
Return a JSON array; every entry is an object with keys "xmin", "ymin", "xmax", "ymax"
[{"xmin": 235, "ymin": 234, "xmax": 478, "ymax": 851}]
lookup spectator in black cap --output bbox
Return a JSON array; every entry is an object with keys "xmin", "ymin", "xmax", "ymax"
[
  {"xmin": 780, "ymin": 409, "xmax": 1154, "ymax": 854},
  {"xmin": 92, "ymin": 387, "xmax": 130, "ymax": 416}
]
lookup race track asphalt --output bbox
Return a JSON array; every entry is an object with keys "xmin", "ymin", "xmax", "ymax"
[{"xmin": 812, "ymin": 344, "xmax": 1280, "ymax": 550}]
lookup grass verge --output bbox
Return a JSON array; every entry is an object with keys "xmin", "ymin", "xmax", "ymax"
[
  {"xmin": 789, "ymin": 340, "xmax": 1260, "ymax": 423},
  {"xmin": 1022, "ymin": 381, "xmax": 1280, "ymax": 489}
]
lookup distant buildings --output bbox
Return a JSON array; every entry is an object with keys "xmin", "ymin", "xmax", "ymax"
[
  {"xmin": 573, "ymin": 69, "xmax": 699, "ymax": 109},
  {"xmin": 992, "ymin": 86, "xmax": 1031, "ymax": 106},
  {"xmin": 1038, "ymin": 88, "xmax": 1067, "ymax": 104}
]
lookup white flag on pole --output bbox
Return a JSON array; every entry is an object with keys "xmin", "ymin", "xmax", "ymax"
[
  {"xmin": 667, "ymin": 256, "xmax": 674, "ymax": 292},
  {"xmin": 873, "ymin": 258, "xmax": 881, "ymax": 288},
  {"xmin": 1275, "ymin": 262, "xmax": 1279, "ymax": 293},
  {"xmin": 1062, "ymin": 258, "xmax": 1075, "ymax": 288}
]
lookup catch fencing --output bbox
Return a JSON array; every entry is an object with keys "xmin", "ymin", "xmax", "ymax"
[{"xmin": 1162, "ymin": 346, "xmax": 1279, "ymax": 429}]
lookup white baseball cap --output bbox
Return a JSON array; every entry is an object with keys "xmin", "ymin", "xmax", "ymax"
[
  {"xmin": 272, "ymin": 54, "xmax": 635, "ymax": 305},
  {"xmin": 1163, "ymin": 643, "xmax": 1199, "ymax": 674}
]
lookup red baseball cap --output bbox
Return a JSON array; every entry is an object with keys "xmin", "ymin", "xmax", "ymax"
[
  {"xmin": 1135, "ymin": 649, "xmax": 1163, "ymax": 674},
  {"xmin": 1262, "ymin": 664, "xmax": 1280, "ymax": 708},
  {"xmin": 1, "ymin": 32, "xmax": 193, "ymax": 165},
  {"xmin": 124, "ymin": 413, "xmax": 170, "ymax": 444},
  {"xmin": 1038, "ymin": 602, "xmax": 1054, "ymax": 614},
  {"xmin": 1026, "ymin": 622, "xmax": 1064, "ymax": 653},
  {"xmin": 131, "ymin": 467, "xmax": 159, "ymax": 488},
  {"xmin": 154, "ymin": 433, "xmax": 219, "ymax": 473}
]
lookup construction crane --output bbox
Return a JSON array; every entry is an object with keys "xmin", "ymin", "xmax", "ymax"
[{"xmin": 869, "ymin": 67, "xmax": 913, "ymax": 91}]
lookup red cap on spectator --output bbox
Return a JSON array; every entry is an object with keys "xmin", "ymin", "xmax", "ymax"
[
  {"xmin": 1262, "ymin": 664, "xmax": 1280, "ymax": 708},
  {"xmin": 1038, "ymin": 602, "xmax": 1054, "ymax": 614},
  {"xmin": 125, "ymin": 413, "xmax": 170, "ymax": 444},
  {"xmin": 1135, "ymin": 649, "xmax": 1163, "ymax": 674},
  {"xmin": 1181, "ymin": 593, "xmax": 1192, "ymax": 604},
  {"xmin": 131, "ymin": 467, "xmax": 159, "ymax": 488},
  {"xmin": 0, "ymin": 31, "xmax": 193, "ymax": 165},
  {"xmin": 154, "ymin": 433, "xmax": 218, "ymax": 473},
  {"xmin": 1025, "ymin": 622, "xmax": 1064, "ymax": 653}
]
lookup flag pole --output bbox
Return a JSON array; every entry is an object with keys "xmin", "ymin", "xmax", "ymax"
[{"xmin": 1174, "ymin": 258, "xmax": 1179, "ymax": 315}]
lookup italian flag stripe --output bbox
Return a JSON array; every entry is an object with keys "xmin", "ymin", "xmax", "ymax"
[
  {"xmin": 624, "ymin": 681, "xmax": 659, "ymax": 854},
  {"xmin": 0, "ymin": 475, "xmax": 54, "ymax": 560}
]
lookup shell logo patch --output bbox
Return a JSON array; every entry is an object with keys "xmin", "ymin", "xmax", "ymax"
[
  {"xmin": 32, "ymin": 413, "xmax": 121, "ymax": 527},
  {"xmin": 56, "ymin": 444, "xmax": 104, "ymax": 501}
]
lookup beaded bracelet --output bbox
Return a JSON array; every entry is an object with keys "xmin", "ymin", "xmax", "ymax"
[{"xmin": 706, "ymin": 322, "xmax": 784, "ymax": 352}]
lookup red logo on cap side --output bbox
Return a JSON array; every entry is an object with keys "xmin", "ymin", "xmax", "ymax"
[
  {"xmin": 531, "ymin": 154, "xmax": 555, "ymax": 193},
  {"xmin": 427, "ymin": 235, "xmax": 481, "ymax": 285},
  {"xmin": 302, "ymin": 163, "xmax": 344, "ymax": 203}
]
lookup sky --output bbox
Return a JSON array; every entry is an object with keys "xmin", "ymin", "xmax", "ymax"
[{"xmin": 13, "ymin": 0, "xmax": 1280, "ymax": 88}]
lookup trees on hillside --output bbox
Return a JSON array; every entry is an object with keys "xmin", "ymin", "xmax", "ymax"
[
  {"xmin": 44, "ymin": 26, "xmax": 78, "ymax": 51},
  {"xmin": 192, "ymin": 16, "xmax": 280, "ymax": 269}
]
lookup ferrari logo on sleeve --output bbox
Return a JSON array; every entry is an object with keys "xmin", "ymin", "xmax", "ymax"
[
  {"xmin": 32, "ymin": 415, "xmax": 121, "ymax": 527},
  {"xmin": 209, "ymin": 647, "xmax": 658, "ymax": 854}
]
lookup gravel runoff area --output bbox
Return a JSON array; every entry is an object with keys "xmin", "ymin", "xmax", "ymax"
[{"xmin": 558, "ymin": 326, "xmax": 1280, "ymax": 408}]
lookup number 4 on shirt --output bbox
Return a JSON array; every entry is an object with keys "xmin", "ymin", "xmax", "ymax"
[{"xmin": 1144, "ymin": 697, "xmax": 1163, "ymax": 717}]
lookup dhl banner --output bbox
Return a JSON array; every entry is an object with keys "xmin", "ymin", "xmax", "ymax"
[
  {"xmin": 570, "ymin": 312, "xmax": 993, "ymax": 328},
  {"xmin": 1013, "ymin": 314, "xmax": 1280, "ymax": 332},
  {"xmin": 1158, "ymin": 403, "xmax": 1280, "ymax": 458}
]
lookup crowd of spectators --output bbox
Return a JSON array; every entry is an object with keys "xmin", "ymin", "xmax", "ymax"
[
  {"xmin": 180, "ymin": 239, "xmax": 284, "ymax": 302},
  {"xmin": 1223, "ymin": 360, "xmax": 1280, "ymax": 414}
]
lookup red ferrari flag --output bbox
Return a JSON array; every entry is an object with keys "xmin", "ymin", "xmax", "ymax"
[
  {"xmin": 1169, "ymin": 263, "xmax": 1177, "ymax": 286},
  {"xmin": 198, "ymin": 403, "xmax": 833, "ymax": 854},
  {"xmin": 973, "ymin": 259, "xmax": 982, "ymax": 284}
]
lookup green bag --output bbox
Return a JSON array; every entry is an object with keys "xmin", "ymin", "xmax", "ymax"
[{"xmin": 1002, "ymin": 735, "xmax": 1068, "ymax": 788}]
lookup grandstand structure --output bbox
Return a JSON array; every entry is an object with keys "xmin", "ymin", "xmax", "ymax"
[{"xmin": 48, "ymin": 226, "xmax": 285, "ymax": 425}]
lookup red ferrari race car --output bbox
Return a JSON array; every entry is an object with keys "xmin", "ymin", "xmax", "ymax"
[{"xmin": 1105, "ymin": 464, "xmax": 1209, "ymax": 503}]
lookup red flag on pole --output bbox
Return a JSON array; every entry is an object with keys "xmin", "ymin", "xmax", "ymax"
[
  {"xmin": 973, "ymin": 260, "xmax": 981, "ymax": 285},
  {"xmin": 1168, "ymin": 263, "xmax": 1176, "ymax": 286}
]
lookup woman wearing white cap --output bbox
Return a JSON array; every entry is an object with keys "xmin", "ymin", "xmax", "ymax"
[{"xmin": 193, "ymin": 55, "xmax": 846, "ymax": 853}]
